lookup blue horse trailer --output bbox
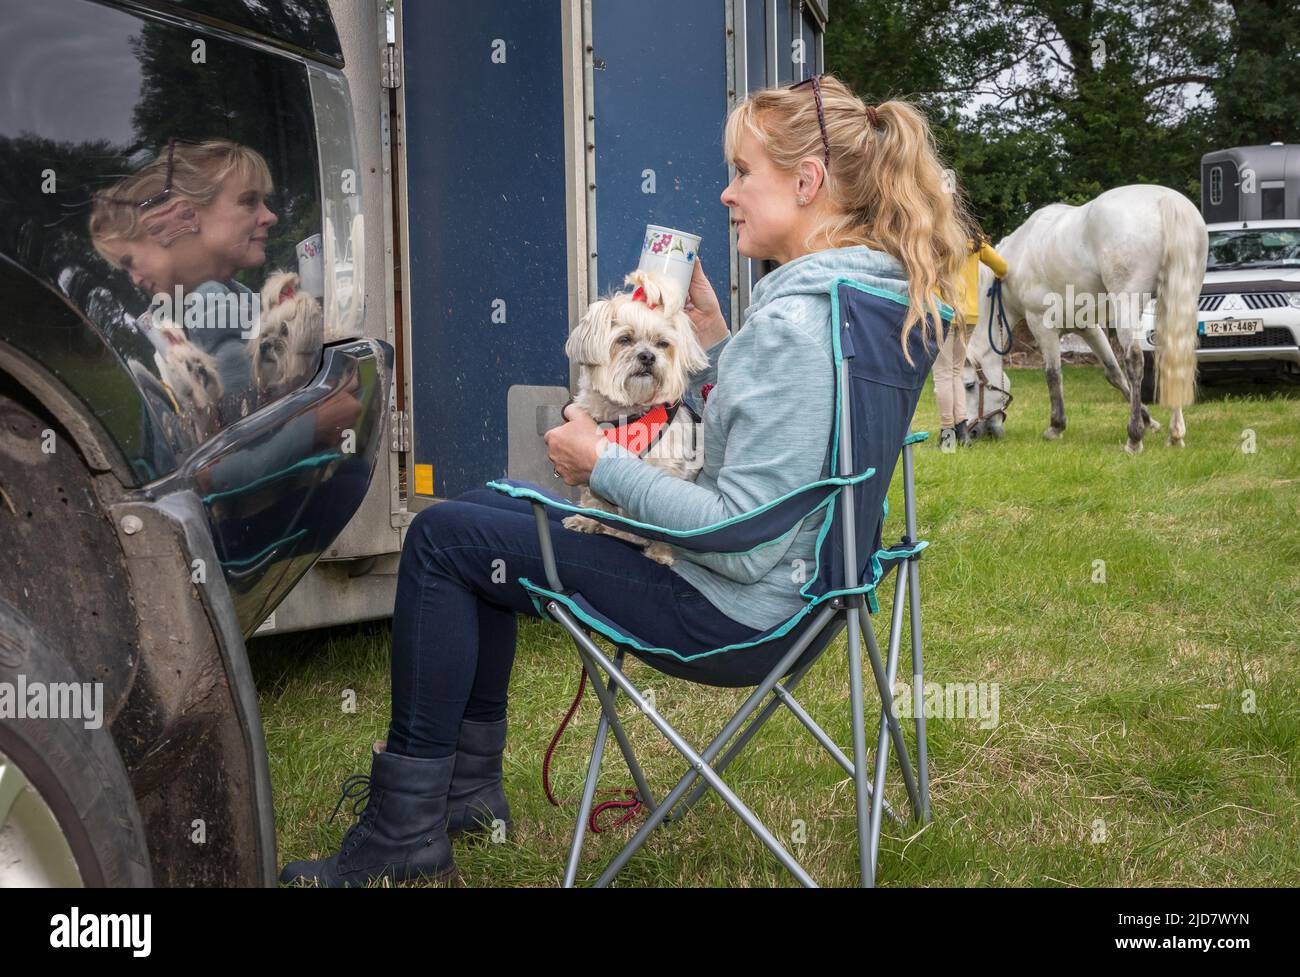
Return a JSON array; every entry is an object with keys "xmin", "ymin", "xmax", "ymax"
[
  {"xmin": 264, "ymin": 0, "xmax": 829, "ymax": 634},
  {"xmin": 394, "ymin": 0, "xmax": 827, "ymax": 502}
]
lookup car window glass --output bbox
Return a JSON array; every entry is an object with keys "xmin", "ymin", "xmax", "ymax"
[{"xmin": 0, "ymin": 0, "xmax": 324, "ymax": 457}]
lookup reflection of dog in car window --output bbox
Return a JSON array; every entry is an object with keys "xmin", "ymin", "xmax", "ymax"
[
  {"xmin": 251, "ymin": 270, "xmax": 323, "ymax": 400},
  {"xmin": 152, "ymin": 325, "xmax": 224, "ymax": 440}
]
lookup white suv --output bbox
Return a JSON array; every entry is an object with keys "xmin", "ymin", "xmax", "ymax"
[{"xmin": 1139, "ymin": 220, "xmax": 1300, "ymax": 400}]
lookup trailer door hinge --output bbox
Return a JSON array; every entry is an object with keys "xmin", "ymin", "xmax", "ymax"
[
  {"xmin": 389, "ymin": 410, "xmax": 410, "ymax": 452},
  {"xmin": 382, "ymin": 44, "xmax": 401, "ymax": 89}
]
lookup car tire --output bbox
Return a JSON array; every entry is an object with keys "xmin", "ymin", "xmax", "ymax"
[
  {"xmin": 1140, "ymin": 351, "xmax": 1156, "ymax": 404},
  {"xmin": 0, "ymin": 596, "xmax": 152, "ymax": 887}
]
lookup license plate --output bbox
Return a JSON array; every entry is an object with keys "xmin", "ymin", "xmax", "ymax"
[{"xmin": 1199, "ymin": 318, "xmax": 1263, "ymax": 336}]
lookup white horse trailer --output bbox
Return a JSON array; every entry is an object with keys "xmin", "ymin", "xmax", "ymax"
[
  {"xmin": 1201, "ymin": 143, "xmax": 1300, "ymax": 223},
  {"xmin": 259, "ymin": 0, "xmax": 830, "ymax": 636}
]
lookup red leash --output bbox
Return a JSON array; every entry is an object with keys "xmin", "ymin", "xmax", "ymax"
[{"xmin": 543, "ymin": 667, "xmax": 643, "ymax": 833}]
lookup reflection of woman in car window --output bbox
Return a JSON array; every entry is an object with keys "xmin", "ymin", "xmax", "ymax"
[{"xmin": 91, "ymin": 139, "xmax": 281, "ymax": 423}]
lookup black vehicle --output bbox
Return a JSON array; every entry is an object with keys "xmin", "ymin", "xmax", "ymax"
[{"xmin": 0, "ymin": 0, "xmax": 390, "ymax": 887}]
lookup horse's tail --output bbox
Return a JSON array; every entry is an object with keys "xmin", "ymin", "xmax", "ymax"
[{"xmin": 1154, "ymin": 193, "xmax": 1206, "ymax": 408}]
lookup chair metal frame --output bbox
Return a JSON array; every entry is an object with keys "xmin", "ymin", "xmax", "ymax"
[{"xmin": 501, "ymin": 344, "xmax": 933, "ymax": 887}]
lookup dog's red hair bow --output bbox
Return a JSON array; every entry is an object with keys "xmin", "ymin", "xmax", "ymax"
[{"xmin": 631, "ymin": 285, "xmax": 657, "ymax": 310}]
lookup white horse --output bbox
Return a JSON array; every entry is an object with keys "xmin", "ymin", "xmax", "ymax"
[{"xmin": 964, "ymin": 184, "xmax": 1207, "ymax": 452}]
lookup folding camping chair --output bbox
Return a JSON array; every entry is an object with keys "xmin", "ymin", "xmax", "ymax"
[{"xmin": 487, "ymin": 280, "xmax": 951, "ymax": 887}]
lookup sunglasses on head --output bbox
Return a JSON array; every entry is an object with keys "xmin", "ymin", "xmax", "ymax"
[
  {"xmin": 788, "ymin": 74, "xmax": 830, "ymax": 171},
  {"xmin": 96, "ymin": 136, "xmax": 198, "ymax": 211}
]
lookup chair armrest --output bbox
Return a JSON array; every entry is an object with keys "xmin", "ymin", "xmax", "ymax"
[{"xmin": 485, "ymin": 469, "xmax": 874, "ymax": 556}]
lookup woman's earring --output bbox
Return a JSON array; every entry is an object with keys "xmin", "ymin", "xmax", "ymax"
[{"xmin": 796, "ymin": 195, "xmax": 807, "ymax": 206}]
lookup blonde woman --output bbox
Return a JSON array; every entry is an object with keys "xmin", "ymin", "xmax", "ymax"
[
  {"xmin": 91, "ymin": 138, "xmax": 280, "ymax": 421},
  {"xmin": 281, "ymin": 73, "xmax": 970, "ymax": 888},
  {"xmin": 933, "ymin": 213, "xmax": 1008, "ymax": 447}
]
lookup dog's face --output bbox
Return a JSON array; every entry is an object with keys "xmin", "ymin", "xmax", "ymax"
[
  {"xmin": 175, "ymin": 345, "xmax": 222, "ymax": 409},
  {"xmin": 155, "ymin": 326, "xmax": 223, "ymax": 411},
  {"xmin": 255, "ymin": 316, "xmax": 292, "ymax": 388},
  {"xmin": 252, "ymin": 270, "xmax": 323, "ymax": 397},
  {"xmin": 566, "ymin": 270, "xmax": 709, "ymax": 408}
]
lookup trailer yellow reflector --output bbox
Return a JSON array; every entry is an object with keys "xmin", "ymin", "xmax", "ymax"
[{"xmin": 414, "ymin": 463, "xmax": 434, "ymax": 496}]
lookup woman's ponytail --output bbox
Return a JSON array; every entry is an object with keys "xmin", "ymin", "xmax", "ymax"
[{"xmin": 860, "ymin": 100, "xmax": 968, "ymax": 362}]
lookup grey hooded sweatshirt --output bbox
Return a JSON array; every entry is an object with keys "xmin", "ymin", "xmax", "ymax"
[{"xmin": 588, "ymin": 245, "xmax": 913, "ymax": 631}]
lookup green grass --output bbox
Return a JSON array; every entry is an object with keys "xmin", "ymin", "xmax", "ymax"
[{"xmin": 251, "ymin": 366, "xmax": 1300, "ymax": 887}]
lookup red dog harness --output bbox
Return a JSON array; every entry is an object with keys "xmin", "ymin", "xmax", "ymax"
[
  {"xmin": 560, "ymin": 398, "xmax": 698, "ymax": 458},
  {"xmin": 601, "ymin": 400, "xmax": 681, "ymax": 456}
]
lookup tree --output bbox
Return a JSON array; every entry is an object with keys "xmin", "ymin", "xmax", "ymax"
[{"xmin": 823, "ymin": 0, "xmax": 1295, "ymax": 239}]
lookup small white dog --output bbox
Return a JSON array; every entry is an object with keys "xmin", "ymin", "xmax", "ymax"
[
  {"xmin": 562, "ymin": 269, "xmax": 708, "ymax": 564},
  {"xmin": 152, "ymin": 325, "xmax": 224, "ymax": 441},
  {"xmin": 251, "ymin": 270, "xmax": 323, "ymax": 400}
]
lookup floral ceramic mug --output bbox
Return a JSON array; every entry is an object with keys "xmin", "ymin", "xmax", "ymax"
[{"xmin": 637, "ymin": 225, "xmax": 701, "ymax": 305}]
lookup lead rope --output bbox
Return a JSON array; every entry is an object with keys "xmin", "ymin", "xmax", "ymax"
[
  {"xmin": 543, "ymin": 667, "xmax": 643, "ymax": 833},
  {"xmin": 987, "ymin": 277, "xmax": 1013, "ymax": 355}
]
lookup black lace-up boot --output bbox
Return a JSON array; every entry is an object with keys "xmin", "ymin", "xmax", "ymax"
[{"xmin": 279, "ymin": 741, "xmax": 458, "ymax": 887}]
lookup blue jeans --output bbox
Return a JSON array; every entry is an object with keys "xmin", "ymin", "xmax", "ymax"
[{"xmin": 386, "ymin": 487, "xmax": 819, "ymax": 759}]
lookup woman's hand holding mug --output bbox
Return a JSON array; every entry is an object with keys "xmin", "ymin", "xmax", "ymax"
[{"xmin": 683, "ymin": 257, "xmax": 729, "ymax": 349}]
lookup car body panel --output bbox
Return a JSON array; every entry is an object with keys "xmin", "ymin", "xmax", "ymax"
[
  {"xmin": 147, "ymin": 337, "xmax": 392, "ymax": 636},
  {"xmin": 0, "ymin": 0, "xmax": 389, "ymax": 887}
]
